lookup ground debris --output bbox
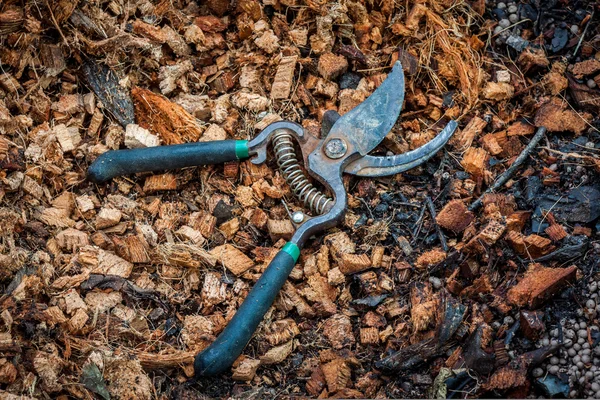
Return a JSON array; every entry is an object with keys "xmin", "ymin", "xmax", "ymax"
[{"xmin": 1, "ymin": 0, "xmax": 598, "ymax": 398}]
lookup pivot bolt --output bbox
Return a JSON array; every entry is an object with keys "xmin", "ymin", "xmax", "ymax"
[
  {"xmin": 324, "ymin": 138, "xmax": 347, "ymax": 159},
  {"xmin": 291, "ymin": 210, "xmax": 305, "ymax": 223}
]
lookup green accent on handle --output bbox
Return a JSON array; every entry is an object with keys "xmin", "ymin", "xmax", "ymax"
[
  {"xmin": 282, "ymin": 242, "xmax": 300, "ymax": 262},
  {"xmin": 235, "ymin": 140, "xmax": 249, "ymax": 159}
]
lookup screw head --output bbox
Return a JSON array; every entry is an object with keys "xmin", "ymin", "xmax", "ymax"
[
  {"xmin": 324, "ymin": 138, "xmax": 347, "ymax": 159},
  {"xmin": 291, "ymin": 210, "xmax": 305, "ymax": 223}
]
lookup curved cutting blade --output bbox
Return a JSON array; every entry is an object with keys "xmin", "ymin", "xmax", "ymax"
[
  {"xmin": 326, "ymin": 61, "xmax": 405, "ymax": 156},
  {"xmin": 344, "ymin": 120, "xmax": 458, "ymax": 177}
]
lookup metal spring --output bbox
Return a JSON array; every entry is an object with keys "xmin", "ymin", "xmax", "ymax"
[{"xmin": 272, "ymin": 130, "xmax": 332, "ymax": 215}]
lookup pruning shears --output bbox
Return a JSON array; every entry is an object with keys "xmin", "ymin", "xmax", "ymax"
[{"xmin": 87, "ymin": 60, "xmax": 458, "ymax": 377}]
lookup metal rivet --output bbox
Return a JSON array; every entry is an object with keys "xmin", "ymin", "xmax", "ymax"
[
  {"xmin": 324, "ymin": 138, "xmax": 347, "ymax": 159},
  {"xmin": 291, "ymin": 211, "xmax": 305, "ymax": 223}
]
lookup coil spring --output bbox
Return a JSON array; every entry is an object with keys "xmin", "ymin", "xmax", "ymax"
[{"xmin": 272, "ymin": 130, "xmax": 332, "ymax": 215}]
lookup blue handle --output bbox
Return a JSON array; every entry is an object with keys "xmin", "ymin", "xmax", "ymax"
[
  {"xmin": 88, "ymin": 140, "xmax": 249, "ymax": 182},
  {"xmin": 194, "ymin": 243, "xmax": 300, "ymax": 376}
]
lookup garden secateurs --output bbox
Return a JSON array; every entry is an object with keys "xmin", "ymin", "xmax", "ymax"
[{"xmin": 87, "ymin": 60, "xmax": 458, "ymax": 377}]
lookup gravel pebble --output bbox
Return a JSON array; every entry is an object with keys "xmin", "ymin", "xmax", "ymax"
[
  {"xmin": 582, "ymin": 355, "xmax": 591, "ymax": 364},
  {"xmin": 507, "ymin": 5, "xmax": 518, "ymax": 13},
  {"xmin": 499, "ymin": 18, "xmax": 511, "ymax": 28},
  {"xmin": 497, "ymin": 2, "xmax": 507, "ymax": 9},
  {"xmin": 429, "ymin": 276, "xmax": 442, "ymax": 290},
  {"xmin": 568, "ymin": 348, "xmax": 577, "ymax": 357},
  {"xmin": 571, "ymin": 25, "xmax": 580, "ymax": 35},
  {"xmin": 509, "ymin": 13, "xmax": 519, "ymax": 23},
  {"xmin": 588, "ymin": 79, "xmax": 597, "ymax": 89},
  {"xmin": 586, "ymin": 300, "xmax": 595, "ymax": 310},
  {"xmin": 532, "ymin": 367, "xmax": 544, "ymax": 377}
]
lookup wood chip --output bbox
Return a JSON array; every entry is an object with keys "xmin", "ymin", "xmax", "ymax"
[
  {"xmin": 124, "ymin": 124, "xmax": 160, "ymax": 148},
  {"xmin": 267, "ymin": 219, "xmax": 294, "ymax": 241},
  {"xmin": 507, "ymin": 264, "xmax": 577, "ymax": 308},
  {"xmin": 55, "ymin": 228, "xmax": 89, "ymax": 252},
  {"xmin": 176, "ymin": 226, "xmax": 206, "ymax": 245},
  {"xmin": 322, "ymin": 358, "xmax": 351, "ymax": 393},
  {"xmin": 317, "ymin": 52, "xmax": 348, "ymax": 81},
  {"xmin": 271, "ymin": 55, "xmax": 297, "ymax": 99},
  {"xmin": 132, "ymin": 87, "xmax": 203, "ymax": 144},
  {"xmin": 77, "ymin": 245, "xmax": 134, "ymax": 278},
  {"xmin": 95, "ymin": 207, "xmax": 122, "ymax": 230},
  {"xmin": 260, "ymin": 340, "xmax": 293, "ymax": 365},
  {"xmin": 323, "ymin": 314, "xmax": 354, "ymax": 349},
  {"xmin": 436, "ymin": 200, "xmax": 474, "ymax": 232},
  {"xmin": 339, "ymin": 253, "xmax": 371, "ymax": 275},
  {"xmin": 210, "ymin": 244, "xmax": 254, "ymax": 276},
  {"xmin": 39, "ymin": 207, "xmax": 75, "ymax": 228},
  {"xmin": 534, "ymin": 98, "xmax": 590, "ymax": 135},
  {"xmin": 54, "ymin": 124, "xmax": 81, "ymax": 152},
  {"xmin": 461, "ymin": 147, "xmax": 488, "ymax": 177},
  {"xmin": 360, "ymin": 327, "xmax": 380, "ymax": 344},
  {"xmin": 143, "ymin": 173, "xmax": 178, "ymax": 192},
  {"xmin": 265, "ymin": 319, "xmax": 300, "ymax": 346},
  {"xmin": 415, "ymin": 248, "xmax": 446, "ymax": 269},
  {"xmin": 232, "ymin": 358, "xmax": 261, "ymax": 381}
]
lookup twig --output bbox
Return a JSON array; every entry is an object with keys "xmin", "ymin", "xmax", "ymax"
[
  {"xmin": 572, "ymin": 10, "xmax": 594, "ymax": 59},
  {"xmin": 45, "ymin": 0, "xmax": 69, "ymax": 47},
  {"xmin": 425, "ymin": 196, "xmax": 448, "ymax": 252},
  {"xmin": 469, "ymin": 126, "xmax": 547, "ymax": 211},
  {"xmin": 412, "ymin": 203, "xmax": 427, "ymax": 242}
]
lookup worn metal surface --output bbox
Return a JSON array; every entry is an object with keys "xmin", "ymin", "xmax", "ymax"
[
  {"xmin": 325, "ymin": 60, "xmax": 406, "ymax": 156},
  {"xmin": 345, "ymin": 120, "xmax": 458, "ymax": 176}
]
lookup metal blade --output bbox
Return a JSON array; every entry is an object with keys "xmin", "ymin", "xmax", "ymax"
[
  {"xmin": 327, "ymin": 61, "xmax": 405, "ymax": 156},
  {"xmin": 344, "ymin": 120, "xmax": 458, "ymax": 176}
]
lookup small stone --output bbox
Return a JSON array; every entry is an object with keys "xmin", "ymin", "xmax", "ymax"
[
  {"xmin": 586, "ymin": 371, "xmax": 594, "ymax": 379},
  {"xmin": 493, "ymin": 25, "xmax": 504, "ymax": 35},
  {"xmin": 339, "ymin": 72, "xmax": 362, "ymax": 90},
  {"xmin": 574, "ymin": 343, "xmax": 581, "ymax": 351},
  {"xmin": 509, "ymin": 13, "xmax": 519, "ymax": 23},
  {"xmin": 497, "ymin": 2, "xmax": 507, "ymax": 9},
  {"xmin": 508, "ymin": 5, "xmax": 518, "ymax": 13},
  {"xmin": 582, "ymin": 355, "xmax": 591, "ymax": 363},
  {"xmin": 571, "ymin": 25, "xmax": 579, "ymax": 35},
  {"xmin": 428, "ymin": 276, "xmax": 442, "ymax": 290},
  {"xmin": 587, "ymin": 79, "xmax": 597, "ymax": 88},
  {"xmin": 504, "ymin": 316, "xmax": 514, "ymax": 325},
  {"xmin": 549, "ymin": 365, "xmax": 560, "ymax": 374},
  {"xmin": 532, "ymin": 367, "xmax": 544, "ymax": 377},
  {"xmin": 496, "ymin": 70, "xmax": 511, "ymax": 83},
  {"xmin": 499, "ymin": 19, "xmax": 511, "ymax": 28},
  {"xmin": 580, "ymin": 321, "xmax": 587, "ymax": 329},
  {"xmin": 579, "ymin": 329, "xmax": 588, "ymax": 338},
  {"xmin": 568, "ymin": 349, "xmax": 577, "ymax": 357}
]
